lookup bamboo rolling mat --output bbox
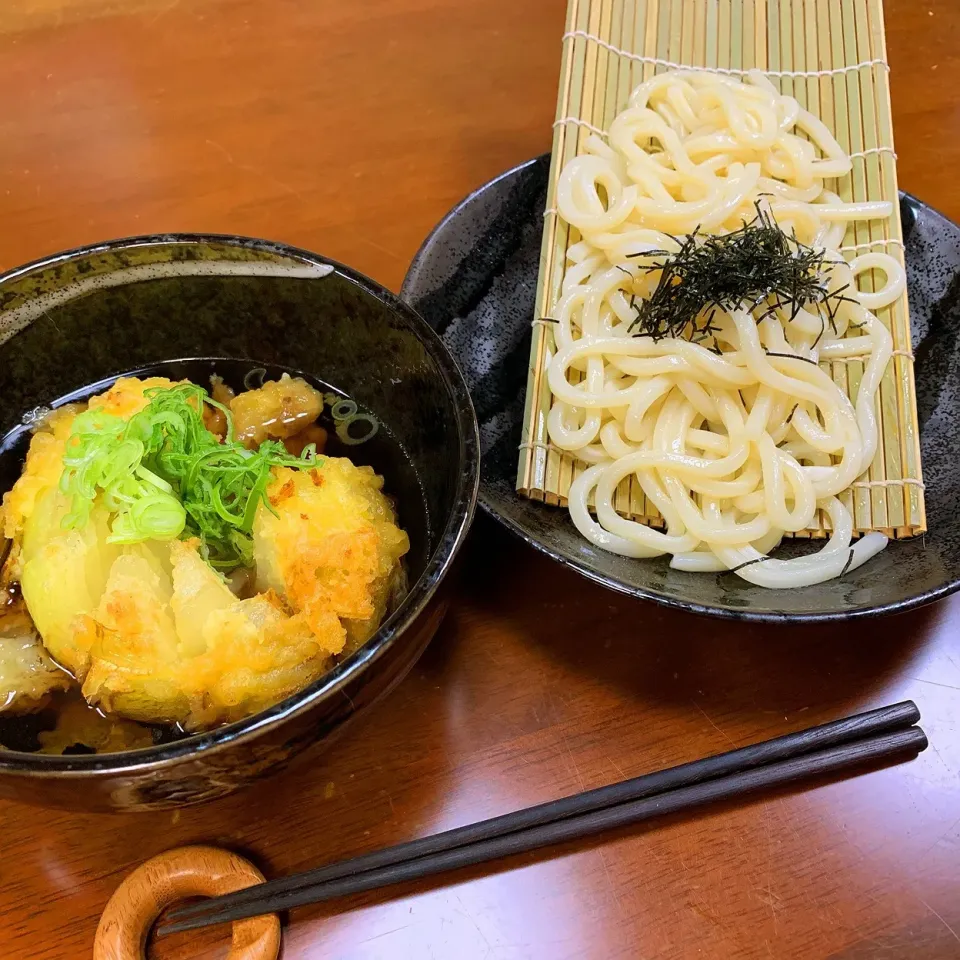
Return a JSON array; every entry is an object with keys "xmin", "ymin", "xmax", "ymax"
[{"xmin": 517, "ymin": 0, "xmax": 925, "ymax": 539}]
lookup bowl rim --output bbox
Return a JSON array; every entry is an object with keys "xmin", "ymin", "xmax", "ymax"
[
  {"xmin": 401, "ymin": 155, "xmax": 960, "ymax": 624},
  {"xmin": 0, "ymin": 232, "xmax": 480, "ymax": 775}
]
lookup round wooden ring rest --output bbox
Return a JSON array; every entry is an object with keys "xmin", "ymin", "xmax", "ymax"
[{"xmin": 93, "ymin": 845, "xmax": 281, "ymax": 960}]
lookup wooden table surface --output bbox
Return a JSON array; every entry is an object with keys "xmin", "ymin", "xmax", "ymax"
[{"xmin": 2, "ymin": 1, "xmax": 959, "ymax": 957}]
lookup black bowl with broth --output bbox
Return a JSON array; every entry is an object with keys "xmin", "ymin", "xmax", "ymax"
[
  {"xmin": 0, "ymin": 357, "xmax": 431, "ymax": 757},
  {"xmin": 0, "ymin": 235, "xmax": 478, "ymax": 811}
]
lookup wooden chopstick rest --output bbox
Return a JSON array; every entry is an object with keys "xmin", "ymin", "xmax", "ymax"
[{"xmin": 93, "ymin": 845, "xmax": 279, "ymax": 960}]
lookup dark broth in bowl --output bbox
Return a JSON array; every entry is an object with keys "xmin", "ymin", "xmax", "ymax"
[{"xmin": 0, "ymin": 358, "xmax": 428, "ymax": 755}]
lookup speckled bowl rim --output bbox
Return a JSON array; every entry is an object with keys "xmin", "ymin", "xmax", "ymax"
[
  {"xmin": 402, "ymin": 155, "xmax": 960, "ymax": 624},
  {"xmin": 0, "ymin": 233, "xmax": 480, "ymax": 774}
]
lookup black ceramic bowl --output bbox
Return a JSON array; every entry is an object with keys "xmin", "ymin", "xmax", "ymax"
[
  {"xmin": 402, "ymin": 155, "xmax": 960, "ymax": 622},
  {"xmin": 0, "ymin": 234, "xmax": 479, "ymax": 812}
]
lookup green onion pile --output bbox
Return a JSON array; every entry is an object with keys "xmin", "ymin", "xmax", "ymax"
[{"xmin": 59, "ymin": 383, "xmax": 320, "ymax": 570}]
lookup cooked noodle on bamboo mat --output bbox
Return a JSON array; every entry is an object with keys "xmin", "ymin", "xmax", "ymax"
[{"xmin": 517, "ymin": 0, "xmax": 924, "ymax": 589}]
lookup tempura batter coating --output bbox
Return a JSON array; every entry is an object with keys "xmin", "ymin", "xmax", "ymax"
[{"xmin": 0, "ymin": 377, "xmax": 409, "ymax": 729}]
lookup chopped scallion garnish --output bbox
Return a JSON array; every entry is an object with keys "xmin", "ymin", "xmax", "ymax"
[{"xmin": 59, "ymin": 382, "xmax": 320, "ymax": 569}]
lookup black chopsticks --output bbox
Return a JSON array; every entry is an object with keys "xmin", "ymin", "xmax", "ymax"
[{"xmin": 157, "ymin": 700, "xmax": 925, "ymax": 936}]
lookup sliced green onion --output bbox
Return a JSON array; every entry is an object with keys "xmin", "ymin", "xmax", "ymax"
[
  {"xmin": 59, "ymin": 380, "xmax": 322, "ymax": 569},
  {"xmin": 335, "ymin": 413, "xmax": 378, "ymax": 446},
  {"xmin": 331, "ymin": 398, "xmax": 358, "ymax": 421},
  {"xmin": 243, "ymin": 368, "xmax": 267, "ymax": 391},
  {"xmin": 107, "ymin": 495, "xmax": 187, "ymax": 544}
]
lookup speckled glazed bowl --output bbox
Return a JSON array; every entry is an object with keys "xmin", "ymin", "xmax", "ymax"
[
  {"xmin": 0, "ymin": 235, "xmax": 479, "ymax": 811},
  {"xmin": 402, "ymin": 155, "xmax": 960, "ymax": 622}
]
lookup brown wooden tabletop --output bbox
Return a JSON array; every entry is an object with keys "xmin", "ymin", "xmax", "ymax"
[{"xmin": 2, "ymin": 1, "xmax": 960, "ymax": 958}]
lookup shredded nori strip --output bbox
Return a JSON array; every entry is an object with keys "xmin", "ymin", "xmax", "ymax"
[
  {"xmin": 812, "ymin": 315, "xmax": 827, "ymax": 349},
  {"xmin": 838, "ymin": 547, "xmax": 856, "ymax": 579},
  {"xmin": 726, "ymin": 555, "xmax": 771, "ymax": 574},
  {"xmin": 764, "ymin": 351, "xmax": 819, "ymax": 366}
]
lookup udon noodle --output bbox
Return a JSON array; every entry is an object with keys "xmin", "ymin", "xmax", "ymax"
[{"xmin": 547, "ymin": 69, "xmax": 906, "ymax": 588}]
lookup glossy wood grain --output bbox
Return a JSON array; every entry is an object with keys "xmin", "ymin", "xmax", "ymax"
[{"xmin": 1, "ymin": 1, "xmax": 959, "ymax": 957}]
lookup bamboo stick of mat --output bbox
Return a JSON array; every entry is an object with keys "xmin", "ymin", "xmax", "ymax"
[{"xmin": 159, "ymin": 701, "xmax": 923, "ymax": 935}]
